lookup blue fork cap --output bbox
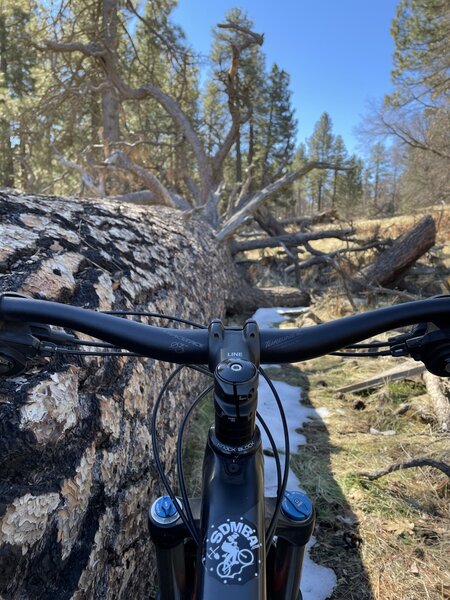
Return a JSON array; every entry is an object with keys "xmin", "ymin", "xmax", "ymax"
[
  {"xmin": 281, "ymin": 490, "xmax": 313, "ymax": 522},
  {"xmin": 150, "ymin": 495, "xmax": 182, "ymax": 525},
  {"xmin": 155, "ymin": 496, "xmax": 178, "ymax": 518}
]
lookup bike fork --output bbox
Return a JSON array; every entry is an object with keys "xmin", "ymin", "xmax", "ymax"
[
  {"xmin": 148, "ymin": 496, "xmax": 188, "ymax": 599},
  {"xmin": 148, "ymin": 490, "xmax": 315, "ymax": 600},
  {"xmin": 266, "ymin": 491, "xmax": 315, "ymax": 600}
]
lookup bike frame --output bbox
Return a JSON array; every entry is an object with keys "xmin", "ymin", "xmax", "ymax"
[
  {"xmin": 148, "ymin": 319, "xmax": 314, "ymax": 599},
  {"xmin": 2, "ymin": 294, "xmax": 450, "ymax": 599}
]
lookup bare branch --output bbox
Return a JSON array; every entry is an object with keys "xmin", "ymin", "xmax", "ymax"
[
  {"xmin": 284, "ymin": 241, "xmax": 388, "ymax": 273},
  {"xmin": 211, "ymin": 23, "xmax": 264, "ymax": 184},
  {"xmin": 41, "ymin": 35, "xmax": 213, "ymax": 203},
  {"xmin": 359, "ymin": 458, "xmax": 450, "ymax": 480},
  {"xmin": 230, "ymin": 228, "xmax": 354, "ymax": 254},
  {"xmin": 54, "ymin": 153, "xmax": 104, "ymax": 197},
  {"xmin": 104, "ymin": 151, "xmax": 175, "ymax": 207},
  {"xmin": 106, "ymin": 189, "xmax": 191, "ymax": 210},
  {"xmin": 217, "ymin": 22, "xmax": 264, "ymax": 48},
  {"xmin": 216, "ymin": 162, "xmax": 351, "ymax": 241},
  {"xmin": 44, "ymin": 39, "xmax": 105, "ymax": 58}
]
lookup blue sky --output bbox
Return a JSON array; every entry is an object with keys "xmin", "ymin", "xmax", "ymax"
[{"xmin": 172, "ymin": 0, "xmax": 399, "ymax": 154}]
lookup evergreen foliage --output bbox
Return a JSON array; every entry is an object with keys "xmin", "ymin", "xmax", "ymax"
[
  {"xmin": 307, "ymin": 112, "xmax": 334, "ymax": 212},
  {"xmin": 1, "ymin": 0, "xmax": 440, "ymax": 220}
]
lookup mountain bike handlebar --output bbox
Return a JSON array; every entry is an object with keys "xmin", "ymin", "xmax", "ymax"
[{"xmin": 1, "ymin": 294, "xmax": 450, "ymax": 366}]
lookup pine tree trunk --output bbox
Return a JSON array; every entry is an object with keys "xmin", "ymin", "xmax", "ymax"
[
  {"xmin": 0, "ymin": 190, "xmax": 230, "ymax": 600},
  {"xmin": 0, "ymin": 189, "xmax": 311, "ymax": 598}
]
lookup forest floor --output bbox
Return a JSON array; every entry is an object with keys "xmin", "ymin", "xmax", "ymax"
[
  {"xmin": 185, "ymin": 206, "xmax": 450, "ymax": 600},
  {"xmin": 278, "ymin": 304, "xmax": 449, "ymax": 600}
]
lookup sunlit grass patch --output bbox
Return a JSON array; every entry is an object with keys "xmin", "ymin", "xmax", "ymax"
[{"xmin": 300, "ymin": 350, "xmax": 450, "ymax": 600}]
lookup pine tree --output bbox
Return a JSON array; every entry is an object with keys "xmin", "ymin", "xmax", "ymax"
[
  {"xmin": 0, "ymin": 1, "xmax": 37, "ymax": 187},
  {"xmin": 337, "ymin": 155, "xmax": 363, "ymax": 218},
  {"xmin": 205, "ymin": 7, "xmax": 266, "ymax": 185},
  {"xmin": 258, "ymin": 63, "xmax": 297, "ymax": 187},
  {"xmin": 367, "ymin": 142, "xmax": 389, "ymax": 208},
  {"xmin": 130, "ymin": 0, "xmax": 199, "ymax": 198},
  {"xmin": 291, "ymin": 143, "xmax": 309, "ymax": 215},
  {"xmin": 387, "ymin": 0, "xmax": 450, "ymax": 208},
  {"xmin": 390, "ymin": 0, "xmax": 449, "ymax": 105},
  {"xmin": 307, "ymin": 112, "xmax": 334, "ymax": 211},
  {"xmin": 330, "ymin": 134, "xmax": 348, "ymax": 209}
]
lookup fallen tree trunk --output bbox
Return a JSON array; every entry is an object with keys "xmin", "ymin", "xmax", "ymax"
[
  {"xmin": 423, "ymin": 372, "xmax": 450, "ymax": 432},
  {"xmin": 254, "ymin": 205, "xmax": 288, "ymax": 237},
  {"xmin": 227, "ymin": 284, "xmax": 310, "ymax": 314},
  {"xmin": 0, "ymin": 190, "xmax": 233, "ymax": 599},
  {"xmin": 352, "ymin": 215, "xmax": 436, "ymax": 289}
]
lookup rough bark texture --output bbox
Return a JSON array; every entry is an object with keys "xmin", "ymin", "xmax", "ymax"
[
  {"xmin": 227, "ymin": 284, "xmax": 310, "ymax": 315},
  {"xmin": 254, "ymin": 206, "xmax": 288, "ymax": 237},
  {"xmin": 352, "ymin": 215, "xmax": 436, "ymax": 289},
  {"xmin": 0, "ymin": 190, "xmax": 230, "ymax": 600},
  {"xmin": 423, "ymin": 372, "xmax": 450, "ymax": 432}
]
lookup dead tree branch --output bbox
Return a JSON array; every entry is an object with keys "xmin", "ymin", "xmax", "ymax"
[
  {"xmin": 54, "ymin": 153, "xmax": 104, "ymax": 197},
  {"xmin": 352, "ymin": 215, "xmax": 436, "ymax": 289},
  {"xmin": 423, "ymin": 372, "xmax": 450, "ymax": 431},
  {"xmin": 230, "ymin": 228, "xmax": 355, "ymax": 254},
  {"xmin": 359, "ymin": 458, "xmax": 450, "ymax": 480},
  {"xmin": 217, "ymin": 22, "xmax": 264, "ymax": 47},
  {"xmin": 104, "ymin": 151, "xmax": 175, "ymax": 208},
  {"xmin": 216, "ymin": 162, "xmax": 352, "ymax": 241},
  {"xmin": 284, "ymin": 241, "xmax": 387, "ymax": 273},
  {"xmin": 106, "ymin": 189, "xmax": 191, "ymax": 210}
]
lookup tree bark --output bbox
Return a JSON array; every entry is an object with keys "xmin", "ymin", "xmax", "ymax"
[
  {"xmin": 226, "ymin": 284, "xmax": 310, "ymax": 315},
  {"xmin": 352, "ymin": 215, "xmax": 436, "ymax": 289},
  {"xmin": 254, "ymin": 206, "xmax": 288, "ymax": 237},
  {"xmin": 423, "ymin": 372, "xmax": 450, "ymax": 431},
  {"xmin": 101, "ymin": 0, "xmax": 121, "ymax": 145},
  {"xmin": 0, "ymin": 190, "xmax": 231, "ymax": 600}
]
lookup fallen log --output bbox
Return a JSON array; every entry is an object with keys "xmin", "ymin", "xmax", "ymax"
[
  {"xmin": 423, "ymin": 372, "xmax": 450, "ymax": 431},
  {"xmin": 352, "ymin": 215, "xmax": 436, "ymax": 289},
  {"xmin": 336, "ymin": 361, "xmax": 426, "ymax": 393},
  {"xmin": 254, "ymin": 205, "xmax": 288, "ymax": 237},
  {"xmin": 0, "ymin": 190, "xmax": 233, "ymax": 599},
  {"xmin": 253, "ymin": 206, "xmax": 303, "ymax": 284},
  {"xmin": 227, "ymin": 285, "xmax": 310, "ymax": 315}
]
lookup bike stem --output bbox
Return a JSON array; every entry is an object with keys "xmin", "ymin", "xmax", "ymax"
[{"xmin": 208, "ymin": 319, "xmax": 260, "ymax": 448}]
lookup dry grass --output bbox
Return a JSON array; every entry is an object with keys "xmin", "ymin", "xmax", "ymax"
[{"xmin": 278, "ymin": 303, "xmax": 450, "ymax": 600}]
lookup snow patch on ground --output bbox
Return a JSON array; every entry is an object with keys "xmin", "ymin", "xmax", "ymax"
[
  {"xmin": 252, "ymin": 306, "xmax": 301, "ymax": 329},
  {"xmin": 302, "ymin": 537, "xmax": 339, "ymax": 600},
  {"xmin": 252, "ymin": 307, "xmax": 337, "ymax": 600}
]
